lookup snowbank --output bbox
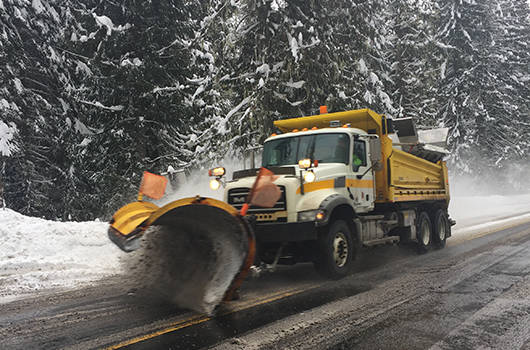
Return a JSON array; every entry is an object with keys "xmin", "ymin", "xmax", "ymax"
[
  {"xmin": 0, "ymin": 208, "xmax": 121, "ymax": 302},
  {"xmin": 1, "ymin": 190, "xmax": 530, "ymax": 303}
]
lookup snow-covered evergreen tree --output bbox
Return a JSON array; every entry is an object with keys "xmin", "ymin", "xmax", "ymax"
[
  {"xmin": 1, "ymin": 0, "xmax": 530, "ymax": 220},
  {"xmin": 434, "ymin": 0, "xmax": 530, "ymax": 190},
  {"xmin": 434, "ymin": 0, "xmax": 495, "ymax": 174},
  {"xmin": 64, "ymin": 0, "xmax": 208, "ymax": 216},
  {"xmin": 219, "ymin": 0, "xmax": 396, "ymax": 145},
  {"xmin": 0, "ymin": 0, "xmax": 88, "ymax": 219},
  {"xmin": 387, "ymin": 0, "xmax": 443, "ymax": 123},
  {"xmin": 483, "ymin": 0, "xmax": 530, "ymax": 190}
]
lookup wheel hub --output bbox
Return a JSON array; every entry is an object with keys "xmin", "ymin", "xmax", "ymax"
[
  {"xmin": 421, "ymin": 221, "xmax": 430, "ymax": 245},
  {"xmin": 437, "ymin": 217, "xmax": 446, "ymax": 241},
  {"xmin": 333, "ymin": 232, "xmax": 348, "ymax": 268}
]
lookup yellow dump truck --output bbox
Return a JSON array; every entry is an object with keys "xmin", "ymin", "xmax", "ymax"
[
  {"xmin": 214, "ymin": 107, "xmax": 453, "ymax": 279},
  {"xmin": 108, "ymin": 107, "xmax": 453, "ymax": 314}
]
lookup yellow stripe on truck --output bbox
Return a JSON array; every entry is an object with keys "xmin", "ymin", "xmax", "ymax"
[
  {"xmin": 346, "ymin": 179, "xmax": 374, "ymax": 188},
  {"xmin": 296, "ymin": 179, "xmax": 374, "ymax": 194}
]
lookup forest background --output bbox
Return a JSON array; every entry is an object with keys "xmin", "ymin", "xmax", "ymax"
[{"xmin": 1, "ymin": 0, "xmax": 529, "ymax": 221}]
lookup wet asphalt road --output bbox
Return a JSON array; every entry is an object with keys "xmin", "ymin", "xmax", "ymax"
[{"xmin": 1, "ymin": 221, "xmax": 530, "ymax": 350}]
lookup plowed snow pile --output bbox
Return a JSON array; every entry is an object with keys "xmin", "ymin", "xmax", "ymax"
[
  {"xmin": 0, "ymin": 208, "xmax": 119, "ymax": 302},
  {"xmin": 1, "ymin": 190, "xmax": 530, "ymax": 304}
]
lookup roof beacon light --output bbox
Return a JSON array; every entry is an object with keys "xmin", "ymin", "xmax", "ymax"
[
  {"xmin": 208, "ymin": 167, "xmax": 226, "ymax": 177},
  {"xmin": 299, "ymin": 158, "xmax": 312, "ymax": 169},
  {"xmin": 320, "ymin": 106, "xmax": 328, "ymax": 114}
]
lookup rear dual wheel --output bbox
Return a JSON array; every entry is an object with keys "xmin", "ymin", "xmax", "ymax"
[
  {"xmin": 431, "ymin": 209, "xmax": 449, "ymax": 249},
  {"xmin": 417, "ymin": 212, "xmax": 432, "ymax": 253},
  {"xmin": 418, "ymin": 209, "xmax": 449, "ymax": 253}
]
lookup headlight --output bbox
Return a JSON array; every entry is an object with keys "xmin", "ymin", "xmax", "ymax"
[
  {"xmin": 210, "ymin": 179, "xmax": 221, "ymax": 190},
  {"xmin": 297, "ymin": 210, "xmax": 326, "ymax": 222},
  {"xmin": 304, "ymin": 170, "xmax": 316, "ymax": 183},
  {"xmin": 208, "ymin": 167, "xmax": 225, "ymax": 177}
]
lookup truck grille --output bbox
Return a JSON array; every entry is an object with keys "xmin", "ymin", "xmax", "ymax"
[{"xmin": 228, "ymin": 186, "xmax": 287, "ymax": 221}]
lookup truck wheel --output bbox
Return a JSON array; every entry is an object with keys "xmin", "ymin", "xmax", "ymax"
[
  {"xmin": 417, "ymin": 212, "xmax": 432, "ymax": 253},
  {"xmin": 431, "ymin": 209, "xmax": 448, "ymax": 249},
  {"xmin": 314, "ymin": 220, "xmax": 353, "ymax": 279}
]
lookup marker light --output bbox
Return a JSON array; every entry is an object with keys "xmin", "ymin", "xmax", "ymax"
[
  {"xmin": 299, "ymin": 158, "xmax": 312, "ymax": 169},
  {"xmin": 297, "ymin": 209, "xmax": 326, "ymax": 222},
  {"xmin": 208, "ymin": 167, "xmax": 225, "ymax": 177},
  {"xmin": 210, "ymin": 179, "xmax": 221, "ymax": 190},
  {"xmin": 304, "ymin": 170, "xmax": 316, "ymax": 183}
]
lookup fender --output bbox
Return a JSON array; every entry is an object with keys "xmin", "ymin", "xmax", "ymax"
[
  {"xmin": 317, "ymin": 194, "xmax": 363, "ymax": 256},
  {"xmin": 317, "ymin": 193, "xmax": 353, "ymax": 226}
]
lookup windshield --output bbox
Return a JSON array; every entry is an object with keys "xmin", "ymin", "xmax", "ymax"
[{"xmin": 262, "ymin": 133, "xmax": 350, "ymax": 167}]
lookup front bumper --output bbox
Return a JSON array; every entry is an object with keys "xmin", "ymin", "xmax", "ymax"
[{"xmin": 255, "ymin": 221, "xmax": 318, "ymax": 243}]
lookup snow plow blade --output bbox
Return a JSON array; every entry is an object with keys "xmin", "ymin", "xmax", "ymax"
[
  {"xmin": 108, "ymin": 201, "xmax": 159, "ymax": 252},
  {"xmin": 108, "ymin": 196, "xmax": 255, "ymax": 315}
]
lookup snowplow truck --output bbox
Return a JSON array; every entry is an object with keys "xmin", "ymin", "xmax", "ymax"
[
  {"xmin": 107, "ymin": 107, "xmax": 453, "ymax": 315},
  {"xmin": 213, "ymin": 107, "xmax": 453, "ymax": 279}
]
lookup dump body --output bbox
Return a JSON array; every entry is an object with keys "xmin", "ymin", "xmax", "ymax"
[{"xmin": 389, "ymin": 148, "xmax": 450, "ymax": 203}]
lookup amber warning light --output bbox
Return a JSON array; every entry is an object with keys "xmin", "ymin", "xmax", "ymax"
[
  {"xmin": 208, "ymin": 167, "xmax": 226, "ymax": 177},
  {"xmin": 208, "ymin": 167, "xmax": 226, "ymax": 190}
]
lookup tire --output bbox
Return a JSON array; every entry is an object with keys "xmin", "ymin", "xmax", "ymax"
[
  {"xmin": 417, "ymin": 212, "xmax": 432, "ymax": 253},
  {"xmin": 314, "ymin": 219, "xmax": 354, "ymax": 279},
  {"xmin": 431, "ymin": 209, "xmax": 448, "ymax": 249}
]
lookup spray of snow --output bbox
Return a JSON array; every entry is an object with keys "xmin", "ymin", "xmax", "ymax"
[{"xmin": 121, "ymin": 205, "xmax": 248, "ymax": 316}]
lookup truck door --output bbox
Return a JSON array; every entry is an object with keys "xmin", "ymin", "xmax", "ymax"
[{"xmin": 350, "ymin": 139, "xmax": 374, "ymax": 213}]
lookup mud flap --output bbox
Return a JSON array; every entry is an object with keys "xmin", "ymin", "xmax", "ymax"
[{"xmin": 108, "ymin": 197, "xmax": 255, "ymax": 316}]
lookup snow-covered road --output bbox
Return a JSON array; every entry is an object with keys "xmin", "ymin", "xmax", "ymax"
[{"xmin": 1, "ymin": 189, "xmax": 530, "ymax": 303}]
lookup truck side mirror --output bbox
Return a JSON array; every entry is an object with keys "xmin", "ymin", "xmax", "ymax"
[
  {"xmin": 369, "ymin": 138, "xmax": 381, "ymax": 162},
  {"xmin": 369, "ymin": 138, "xmax": 383, "ymax": 172}
]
